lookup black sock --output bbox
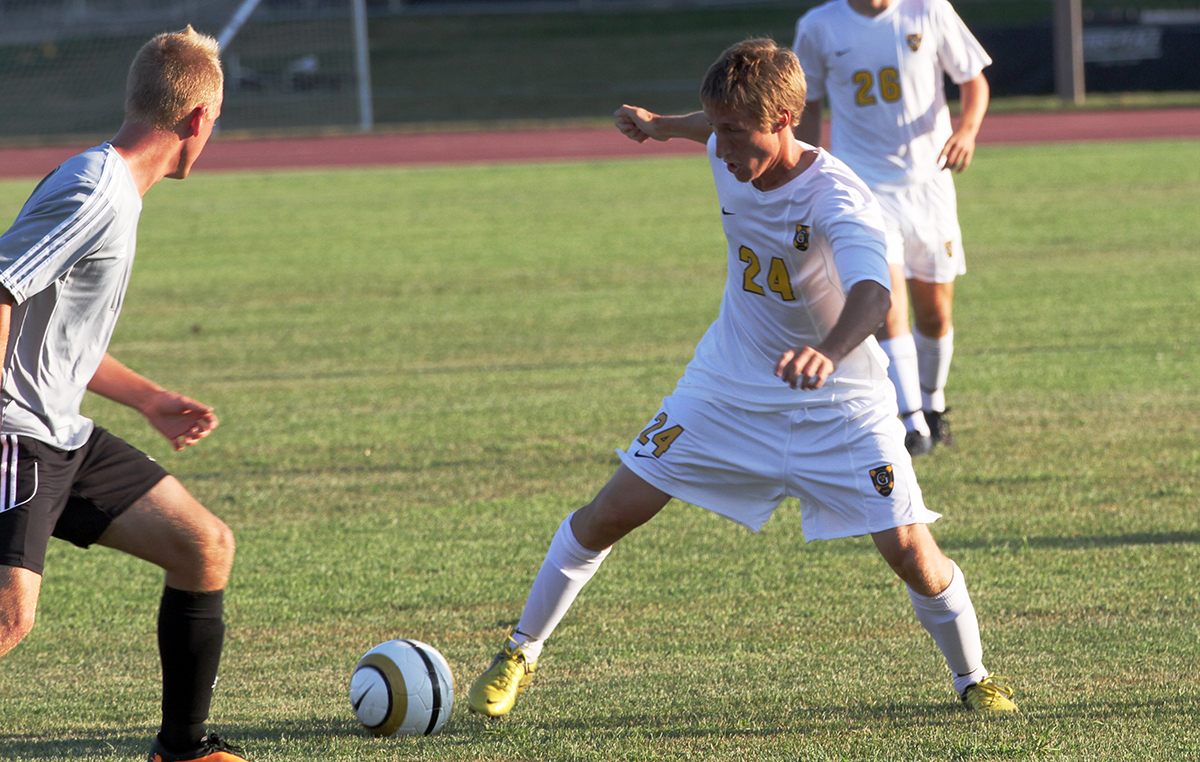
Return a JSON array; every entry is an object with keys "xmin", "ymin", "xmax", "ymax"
[{"xmin": 156, "ymin": 586, "xmax": 225, "ymax": 752}]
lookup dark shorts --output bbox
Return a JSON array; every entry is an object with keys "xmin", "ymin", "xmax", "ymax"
[{"xmin": 0, "ymin": 427, "xmax": 170, "ymax": 575}]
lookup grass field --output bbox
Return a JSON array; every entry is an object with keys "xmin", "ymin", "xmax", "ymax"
[{"xmin": 0, "ymin": 138, "xmax": 1197, "ymax": 761}]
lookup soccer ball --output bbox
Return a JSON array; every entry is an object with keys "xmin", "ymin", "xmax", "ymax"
[{"xmin": 349, "ymin": 639, "xmax": 454, "ymax": 736}]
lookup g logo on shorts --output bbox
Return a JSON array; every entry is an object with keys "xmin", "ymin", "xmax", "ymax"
[{"xmin": 870, "ymin": 464, "xmax": 895, "ymax": 497}]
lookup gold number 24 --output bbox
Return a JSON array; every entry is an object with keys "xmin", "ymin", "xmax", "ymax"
[{"xmin": 637, "ymin": 413, "xmax": 684, "ymax": 457}]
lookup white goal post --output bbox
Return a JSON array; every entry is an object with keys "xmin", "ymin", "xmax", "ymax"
[
  {"xmin": 217, "ymin": 0, "xmax": 373, "ymax": 131},
  {"xmin": 0, "ymin": 0, "xmax": 374, "ymax": 140}
]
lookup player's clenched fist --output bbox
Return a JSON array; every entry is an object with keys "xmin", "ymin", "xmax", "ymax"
[
  {"xmin": 614, "ymin": 105, "xmax": 663, "ymax": 143},
  {"xmin": 775, "ymin": 346, "xmax": 834, "ymax": 390}
]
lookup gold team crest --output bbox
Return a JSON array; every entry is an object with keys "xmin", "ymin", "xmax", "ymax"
[
  {"xmin": 794, "ymin": 224, "xmax": 810, "ymax": 251},
  {"xmin": 944, "ymin": 240, "xmax": 954, "ymax": 258},
  {"xmin": 907, "ymin": 33, "xmax": 923, "ymax": 52},
  {"xmin": 870, "ymin": 465, "xmax": 895, "ymax": 497}
]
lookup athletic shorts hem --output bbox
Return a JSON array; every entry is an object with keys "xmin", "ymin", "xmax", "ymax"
[
  {"xmin": 0, "ymin": 428, "xmax": 170, "ymax": 572},
  {"xmin": 802, "ymin": 508, "xmax": 943, "ymax": 543},
  {"xmin": 617, "ymin": 449, "xmax": 773, "ymax": 533}
]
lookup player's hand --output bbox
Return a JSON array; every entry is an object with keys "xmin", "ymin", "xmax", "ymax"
[
  {"xmin": 775, "ymin": 346, "xmax": 835, "ymax": 390},
  {"xmin": 614, "ymin": 105, "xmax": 665, "ymax": 143},
  {"xmin": 142, "ymin": 391, "xmax": 219, "ymax": 451},
  {"xmin": 939, "ymin": 129, "xmax": 977, "ymax": 173}
]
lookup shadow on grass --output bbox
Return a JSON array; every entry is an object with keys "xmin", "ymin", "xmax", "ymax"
[
  {"xmin": 3, "ymin": 697, "xmax": 1195, "ymax": 758},
  {"xmin": 942, "ymin": 531, "xmax": 1200, "ymax": 552},
  {"xmin": 457, "ymin": 699, "xmax": 977, "ymax": 738},
  {"xmin": 0, "ymin": 718, "xmax": 362, "ymax": 760},
  {"xmin": 466, "ymin": 695, "xmax": 1199, "ymax": 737}
]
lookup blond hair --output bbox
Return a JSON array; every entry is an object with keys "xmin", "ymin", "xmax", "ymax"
[
  {"xmin": 125, "ymin": 25, "xmax": 223, "ymax": 129},
  {"xmin": 700, "ymin": 38, "xmax": 807, "ymax": 130}
]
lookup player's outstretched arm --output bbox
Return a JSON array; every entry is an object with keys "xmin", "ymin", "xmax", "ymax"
[
  {"xmin": 87, "ymin": 353, "xmax": 218, "ymax": 451},
  {"xmin": 775, "ymin": 279, "xmax": 891, "ymax": 390},
  {"xmin": 614, "ymin": 106, "xmax": 713, "ymax": 145},
  {"xmin": 939, "ymin": 73, "xmax": 990, "ymax": 173}
]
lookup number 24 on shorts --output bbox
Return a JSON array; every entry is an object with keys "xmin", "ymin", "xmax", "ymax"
[{"xmin": 637, "ymin": 413, "xmax": 684, "ymax": 458}]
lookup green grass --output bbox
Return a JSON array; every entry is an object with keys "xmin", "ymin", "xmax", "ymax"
[{"xmin": 0, "ymin": 139, "xmax": 1197, "ymax": 760}]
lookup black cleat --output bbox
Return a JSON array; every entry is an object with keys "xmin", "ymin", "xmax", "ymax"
[
  {"xmin": 925, "ymin": 409, "xmax": 955, "ymax": 447},
  {"xmin": 148, "ymin": 734, "xmax": 248, "ymax": 762},
  {"xmin": 904, "ymin": 430, "xmax": 935, "ymax": 456}
]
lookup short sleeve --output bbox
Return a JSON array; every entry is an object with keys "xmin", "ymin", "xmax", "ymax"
[
  {"xmin": 934, "ymin": 0, "xmax": 992, "ymax": 84},
  {"xmin": 0, "ymin": 177, "xmax": 114, "ymax": 304},
  {"xmin": 793, "ymin": 14, "xmax": 829, "ymax": 101},
  {"xmin": 823, "ymin": 186, "xmax": 890, "ymax": 293}
]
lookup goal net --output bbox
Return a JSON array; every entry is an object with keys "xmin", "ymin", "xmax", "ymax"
[{"xmin": 0, "ymin": 0, "xmax": 365, "ymax": 141}]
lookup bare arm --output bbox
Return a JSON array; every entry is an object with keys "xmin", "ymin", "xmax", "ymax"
[
  {"xmin": 614, "ymin": 105, "xmax": 713, "ymax": 145},
  {"xmin": 775, "ymin": 279, "xmax": 891, "ymax": 390},
  {"xmin": 795, "ymin": 100, "xmax": 824, "ymax": 147},
  {"xmin": 88, "ymin": 354, "xmax": 218, "ymax": 451},
  {"xmin": 939, "ymin": 73, "xmax": 990, "ymax": 173}
]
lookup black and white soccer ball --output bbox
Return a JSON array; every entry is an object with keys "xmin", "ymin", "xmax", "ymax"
[{"xmin": 349, "ymin": 639, "xmax": 454, "ymax": 736}]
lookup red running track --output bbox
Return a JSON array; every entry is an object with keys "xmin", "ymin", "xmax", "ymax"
[{"xmin": 1, "ymin": 107, "xmax": 1198, "ymax": 179}]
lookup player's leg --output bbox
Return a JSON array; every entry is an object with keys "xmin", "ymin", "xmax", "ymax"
[
  {"xmin": 876, "ymin": 263, "xmax": 932, "ymax": 455},
  {"xmin": 98, "ymin": 475, "xmax": 234, "ymax": 589},
  {"xmin": 95, "ymin": 475, "xmax": 245, "ymax": 761},
  {"xmin": 0, "ymin": 566, "xmax": 41, "ymax": 657},
  {"xmin": 516, "ymin": 464, "xmax": 669, "ymax": 647},
  {"xmin": 468, "ymin": 465, "xmax": 670, "ymax": 717},
  {"xmin": 873, "ymin": 193, "xmax": 932, "ymax": 455},
  {"xmin": 785, "ymin": 396, "xmax": 1013, "ymax": 711},
  {"xmin": 906, "ymin": 172, "xmax": 966, "ymax": 447},
  {"xmin": 909, "ymin": 278, "xmax": 957, "ymax": 445},
  {"xmin": 0, "ymin": 434, "xmax": 73, "ymax": 660},
  {"xmin": 871, "ymin": 523, "xmax": 1015, "ymax": 711}
]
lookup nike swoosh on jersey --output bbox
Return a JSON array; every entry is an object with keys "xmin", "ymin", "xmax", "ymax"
[
  {"xmin": 835, "ymin": 48, "xmax": 852, "ymax": 56},
  {"xmin": 633, "ymin": 450, "xmax": 658, "ymax": 458},
  {"xmin": 721, "ymin": 207, "xmax": 736, "ymax": 215}
]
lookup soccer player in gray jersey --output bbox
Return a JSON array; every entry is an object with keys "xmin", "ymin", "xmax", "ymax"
[{"xmin": 0, "ymin": 27, "xmax": 249, "ymax": 762}]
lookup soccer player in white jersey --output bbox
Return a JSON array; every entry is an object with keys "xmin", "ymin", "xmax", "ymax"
[
  {"xmin": 793, "ymin": 0, "xmax": 991, "ymax": 455},
  {"xmin": 0, "ymin": 27, "xmax": 249, "ymax": 762},
  {"xmin": 466, "ymin": 39, "xmax": 1015, "ymax": 718}
]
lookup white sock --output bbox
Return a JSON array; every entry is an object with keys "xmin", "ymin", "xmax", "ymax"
[
  {"xmin": 512, "ymin": 512, "xmax": 610, "ymax": 660},
  {"xmin": 908, "ymin": 561, "xmax": 988, "ymax": 695},
  {"xmin": 914, "ymin": 327, "xmax": 954, "ymax": 413},
  {"xmin": 878, "ymin": 334, "xmax": 929, "ymax": 435}
]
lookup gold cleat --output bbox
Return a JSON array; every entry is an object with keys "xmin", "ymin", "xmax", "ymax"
[
  {"xmin": 467, "ymin": 640, "xmax": 538, "ymax": 717},
  {"xmin": 961, "ymin": 675, "xmax": 1019, "ymax": 713}
]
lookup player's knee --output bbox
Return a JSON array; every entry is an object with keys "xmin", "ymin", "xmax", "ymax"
[
  {"xmin": 590, "ymin": 497, "xmax": 648, "ymax": 536},
  {"xmin": 198, "ymin": 516, "xmax": 236, "ymax": 577},
  {"xmin": 574, "ymin": 499, "xmax": 642, "ymax": 549},
  {"xmin": 0, "ymin": 601, "xmax": 37, "ymax": 657},
  {"xmin": 878, "ymin": 541, "xmax": 952, "ymax": 595},
  {"xmin": 877, "ymin": 544, "xmax": 913, "ymax": 579},
  {"xmin": 912, "ymin": 311, "xmax": 947, "ymax": 337},
  {"xmin": 166, "ymin": 514, "xmax": 235, "ymax": 588}
]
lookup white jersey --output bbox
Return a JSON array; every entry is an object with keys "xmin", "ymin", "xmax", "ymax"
[
  {"xmin": 672, "ymin": 135, "xmax": 891, "ymax": 413},
  {"xmin": 794, "ymin": 0, "xmax": 991, "ymax": 191},
  {"xmin": 0, "ymin": 144, "xmax": 142, "ymax": 450}
]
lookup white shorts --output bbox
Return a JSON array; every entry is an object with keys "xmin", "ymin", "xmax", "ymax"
[
  {"xmin": 877, "ymin": 171, "xmax": 966, "ymax": 284},
  {"xmin": 616, "ymin": 389, "xmax": 941, "ymax": 540}
]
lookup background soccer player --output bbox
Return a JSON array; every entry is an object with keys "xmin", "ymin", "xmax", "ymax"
[
  {"xmin": 0, "ymin": 27, "xmax": 249, "ymax": 762},
  {"xmin": 793, "ymin": 0, "xmax": 991, "ymax": 455},
  {"xmin": 467, "ymin": 38, "xmax": 1015, "ymax": 719}
]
